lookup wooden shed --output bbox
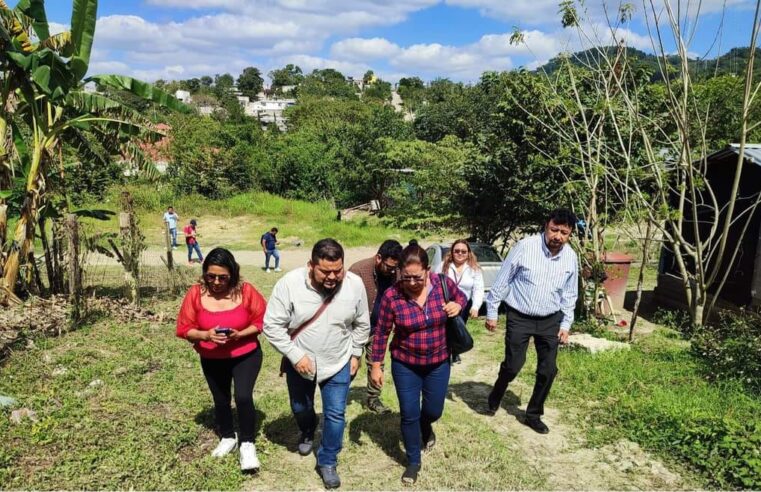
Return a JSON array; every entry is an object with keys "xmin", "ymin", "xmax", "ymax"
[{"xmin": 656, "ymin": 144, "xmax": 761, "ymax": 309}]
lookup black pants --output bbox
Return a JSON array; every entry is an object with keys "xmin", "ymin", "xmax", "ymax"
[
  {"xmin": 459, "ymin": 299, "xmax": 473, "ymax": 324},
  {"xmin": 200, "ymin": 347, "xmax": 263, "ymax": 443},
  {"xmin": 489, "ymin": 308, "xmax": 561, "ymax": 419}
]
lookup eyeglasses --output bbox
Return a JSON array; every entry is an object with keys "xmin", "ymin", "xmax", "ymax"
[
  {"xmin": 204, "ymin": 273, "xmax": 230, "ymax": 283},
  {"xmin": 381, "ymin": 262, "xmax": 398, "ymax": 273},
  {"xmin": 401, "ymin": 274, "xmax": 426, "ymax": 284},
  {"xmin": 452, "ymin": 249, "xmax": 469, "ymax": 255}
]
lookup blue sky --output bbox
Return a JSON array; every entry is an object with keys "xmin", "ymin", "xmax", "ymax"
[{"xmin": 39, "ymin": 0, "xmax": 756, "ymax": 83}]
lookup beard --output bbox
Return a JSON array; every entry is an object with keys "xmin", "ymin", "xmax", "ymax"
[{"xmin": 310, "ymin": 271, "xmax": 342, "ymax": 295}]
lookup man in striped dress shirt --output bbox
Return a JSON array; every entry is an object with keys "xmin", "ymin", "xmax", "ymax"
[{"xmin": 484, "ymin": 208, "xmax": 579, "ymax": 434}]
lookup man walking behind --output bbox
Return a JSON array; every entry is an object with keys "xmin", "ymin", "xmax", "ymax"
[
  {"xmin": 349, "ymin": 239, "xmax": 402, "ymax": 414},
  {"xmin": 264, "ymin": 238, "xmax": 370, "ymax": 489},
  {"xmin": 163, "ymin": 206, "xmax": 179, "ymax": 249},
  {"xmin": 485, "ymin": 208, "xmax": 579, "ymax": 434},
  {"xmin": 261, "ymin": 227, "xmax": 281, "ymax": 273}
]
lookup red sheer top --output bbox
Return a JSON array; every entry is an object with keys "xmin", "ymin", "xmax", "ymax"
[{"xmin": 176, "ymin": 282, "xmax": 266, "ymax": 359}]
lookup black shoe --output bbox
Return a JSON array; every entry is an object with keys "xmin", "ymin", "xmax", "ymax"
[
  {"xmin": 298, "ymin": 433, "xmax": 314, "ymax": 456},
  {"xmin": 524, "ymin": 417, "xmax": 549, "ymax": 434},
  {"xmin": 317, "ymin": 465, "xmax": 341, "ymax": 489},
  {"xmin": 422, "ymin": 429, "xmax": 436, "ymax": 452},
  {"xmin": 485, "ymin": 395, "xmax": 500, "ymax": 416},
  {"xmin": 367, "ymin": 398, "xmax": 392, "ymax": 415},
  {"xmin": 402, "ymin": 463, "xmax": 421, "ymax": 485}
]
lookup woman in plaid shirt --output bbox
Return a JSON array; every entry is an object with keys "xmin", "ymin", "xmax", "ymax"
[{"xmin": 370, "ymin": 243, "xmax": 467, "ymax": 485}]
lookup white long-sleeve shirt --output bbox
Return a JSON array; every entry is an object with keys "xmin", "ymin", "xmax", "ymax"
[
  {"xmin": 263, "ymin": 267, "xmax": 370, "ymax": 382},
  {"xmin": 439, "ymin": 263, "xmax": 484, "ymax": 312}
]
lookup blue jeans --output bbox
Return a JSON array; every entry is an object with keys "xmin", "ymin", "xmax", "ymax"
[
  {"xmin": 169, "ymin": 227, "xmax": 177, "ymax": 248},
  {"xmin": 285, "ymin": 360, "xmax": 351, "ymax": 467},
  {"xmin": 391, "ymin": 358, "xmax": 451, "ymax": 465},
  {"xmin": 265, "ymin": 249, "xmax": 280, "ymax": 269},
  {"xmin": 187, "ymin": 242, "xmax": 203, "ymax": 262}
]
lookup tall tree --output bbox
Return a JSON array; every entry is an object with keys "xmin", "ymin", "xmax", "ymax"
[
  {"xmin": 269, "ymin": 64, "xmax": 303, "ymax": 89},
  {"xmin": 237, "ymin": 67, "xmax": 263, "ymax": 99}
]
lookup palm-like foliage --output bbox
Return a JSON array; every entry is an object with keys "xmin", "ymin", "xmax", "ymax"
[{"xmin": 0, "ymin": 0, "xmax": 189, "ymax": 301}]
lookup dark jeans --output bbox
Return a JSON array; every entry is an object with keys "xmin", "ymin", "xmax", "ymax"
[
  {"xmin": 285, "ymin": 360, "xmax": 351, "ymax": 467},
  {"xmin": 489, "ymin": 308, "xmax": 561, "ymax": 419},
  {"xmin": 391, "ymin": 358, "xmax": 450, "ymax": 465},
  {"xmin": 187, "ymin": 242, "xmax": 203, "ymax": 262},
  {"xmin": 200, "ymin": 347, "xmax": 263, "ymax": 443}
]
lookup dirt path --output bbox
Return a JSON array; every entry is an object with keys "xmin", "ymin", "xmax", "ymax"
[
  {"xmin": 84, "ymin": 246, "xmax": 380, "ymax": 270},
  {"xmin": 447, "ymin": 350, "xmax": 693, "ymax": 490}
]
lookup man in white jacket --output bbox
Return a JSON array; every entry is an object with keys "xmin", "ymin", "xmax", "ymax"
[{"xmin": 264, "ymin": 238, "xmax": 370, "ymax": 489}]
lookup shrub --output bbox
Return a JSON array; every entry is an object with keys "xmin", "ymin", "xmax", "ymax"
[{"xmin": 692, "ymin": 310, "xmax": 761, "ymax": 393}]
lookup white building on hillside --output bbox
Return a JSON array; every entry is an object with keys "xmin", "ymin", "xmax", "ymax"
[{"xmin": 175, "ymin": 89, "xmax": 191, "ymax": 103}]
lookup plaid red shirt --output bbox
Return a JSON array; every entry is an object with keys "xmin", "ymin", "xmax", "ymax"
[{"xmin": 371, "ymin": 273, "xmax": 467, "ymax": 366}]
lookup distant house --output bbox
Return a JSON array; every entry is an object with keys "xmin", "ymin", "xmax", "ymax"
[
  {"xmin": 656, "ymin": 144, "xmax": 761, "ymax": 309},
  {"xmin": 244, "ymin": 97, "xmax": 296, "ymax": 130},
  {"xmin": 174, "ymin": 90, "xmax": 191, "ymax": 103}
]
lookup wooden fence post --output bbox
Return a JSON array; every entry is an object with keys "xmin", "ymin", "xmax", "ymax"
[
  {"xmin": 164, "ymin": 222, "xmax": 174, "ymax": 270},
  {"xmin": 66, "ymin": 214, "xmax": 82, "ymax": 322}
]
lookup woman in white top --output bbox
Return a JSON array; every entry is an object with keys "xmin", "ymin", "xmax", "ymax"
[{"xmin": 440, "ymin": 239, "xmax": 484, "ymax": 324}]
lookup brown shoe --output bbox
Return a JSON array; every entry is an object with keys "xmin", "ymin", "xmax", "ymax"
[{"xmin": 367, "ymin": 398, "xmax": 392, "ymax": 414}]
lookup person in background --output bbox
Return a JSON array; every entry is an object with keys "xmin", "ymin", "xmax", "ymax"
[
  {"xmin": 264, "ymin": 238, "xmax": 370, "ymax": 489},
  {"xmin": 184, "ymin": 219, "xmax": 203, "ymax": 264},
  {"xmin": 176, "ymin": 248, "xmax": 267, "ymax": 472},
  {"xmin": 349, "ymin": 239, "xmax": 403, "ymax": 414},
  {"xmin": 370, "ymin": 243, "xmax": 466, "ymax": 485},
  {"xmin": 163, "ymin": 206, "xmax": 179, "ymax": 249},
  {"xmin": 261, "ymin": 227, "xmax": 281, "ymax": 273},
  {"xmin": 437, "ymin": 239, "xmax": 484, "ymax": 363},
  {"xmin": 484, "ymin": 208, "xmax": 579, "ymax": 434}
]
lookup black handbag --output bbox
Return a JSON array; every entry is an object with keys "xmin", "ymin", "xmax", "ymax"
[{"xmin": 438, "ymin": 273, "xmax": 474, "ymax": 355}]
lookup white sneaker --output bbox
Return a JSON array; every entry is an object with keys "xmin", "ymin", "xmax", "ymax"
[
  {"xmin": 265, "ymin": 268, "xmax": 271, "ymax": 273},
  {"xmin": 239, "ymin": 442, "xmax": 260, "ymax": 471},
  {"xmin": 211, "ymin": 435, "xmax": 238, "ymax": 458},
  {"xmin": 274, "ymin": 267, "xmax": 282, "ymax": 272}
]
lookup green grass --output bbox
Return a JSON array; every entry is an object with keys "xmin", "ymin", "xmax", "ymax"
[
  {"xmin": 550, "ymin": 331, "xmax": 761, "ymax": 488},
  {"xmin": 0, "ymin": 295, "xmax": 540, "ymax": 490},
  {"xmin": 75, "ymin": 184, "xmax": 414, "ymax": 250}
]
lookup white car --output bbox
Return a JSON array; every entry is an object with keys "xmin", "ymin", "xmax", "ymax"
[{"xmin": 426, "ymin": 242, "xmax": 504, "ymax": 294}]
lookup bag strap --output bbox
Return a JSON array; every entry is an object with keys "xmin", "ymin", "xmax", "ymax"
[
  {"xmin": 289, "ymin": 292, "xmax": 336, "ymax": 340},
  {"xmin": 438, "ymin": 273, "xmax": 450, "ymax": 303}
]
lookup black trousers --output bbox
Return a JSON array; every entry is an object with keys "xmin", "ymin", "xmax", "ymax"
[
  {"xmin": 489, "ymin": 308, "xmax": 561, "ymax": 419},
  {"xmin": 200, "ymin": 347, "xmax": 263, "ymax": 443}
]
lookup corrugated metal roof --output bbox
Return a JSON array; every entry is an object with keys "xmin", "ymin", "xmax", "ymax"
[{"xmin": 706, "ymin": 143, "xmax": 761, "ymax": 166}]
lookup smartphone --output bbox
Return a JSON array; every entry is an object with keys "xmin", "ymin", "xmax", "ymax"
[{"xmin": 214, "ymin": 327, "xmax": 233, "ymax": 337}]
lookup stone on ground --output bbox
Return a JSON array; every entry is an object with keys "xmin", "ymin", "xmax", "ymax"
[{"xmin": 568, "ymin": 333, "xmax": 630, "ymax": 353}]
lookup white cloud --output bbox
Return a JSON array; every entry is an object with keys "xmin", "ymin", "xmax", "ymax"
[{"xmin": 331, "ymin": 38, "xmax": 402, "ymax": 60}]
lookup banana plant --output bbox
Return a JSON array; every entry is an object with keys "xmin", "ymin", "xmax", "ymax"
[{"xmin": 0, "ymin": 0, "xmax": 189, "ymax": 301}]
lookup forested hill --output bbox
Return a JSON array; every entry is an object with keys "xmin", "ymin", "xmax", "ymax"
[{"xmin": 537, "ymin": 46, "xmax": 761, "ymax": 81}]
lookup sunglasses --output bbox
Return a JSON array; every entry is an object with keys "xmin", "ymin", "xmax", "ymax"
[
  {"xmin": 452, "ymin": 249, "xmax": 469, "ymax": 255},
  {"xmin": 204, "ymin": 273, "xmax": 230, "ymax": 283}
]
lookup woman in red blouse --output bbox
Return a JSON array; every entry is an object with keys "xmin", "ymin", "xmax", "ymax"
[
  {"xmin": 176, "ymin": 247, "xmax": 267, "ymax": 472},
  {"xmin": 370, "ymin": 243, "xmax": 466, "ymax": 485}
]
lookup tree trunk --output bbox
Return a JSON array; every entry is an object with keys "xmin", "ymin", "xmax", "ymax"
[
  {"xmin": 0, "ymin": 145, "xmax": 44, "ymax": 300},
  {"xmin": 629, "ymin": 220, "xmax": 653, "ymax": 341}
]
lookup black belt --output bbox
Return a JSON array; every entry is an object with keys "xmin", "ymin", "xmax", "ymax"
[{"xmin": 507, "ymin": 306, "xmax": 561, "ymax": 321}]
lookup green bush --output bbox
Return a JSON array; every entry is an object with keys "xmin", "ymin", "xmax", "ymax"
[{"xmin": 692, "ymin": 311, "xmax": 761, "ymax": 393}]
